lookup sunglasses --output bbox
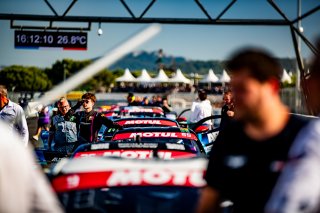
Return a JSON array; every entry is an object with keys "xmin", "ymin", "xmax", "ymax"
[{"xmin": 82, "ymin": 99, "xmax": 90, "ymax": 104}]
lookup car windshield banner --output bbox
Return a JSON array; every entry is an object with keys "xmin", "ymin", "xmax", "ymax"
[
  {"xmin": 122, "ymin": 108, "xmax": 164, "ymax": 114},
  {"xmin": 116, "ymin": 119, "xmax": 177, "ymax": 127},
  {"xmin": 112, "ymin": 132, "xmax": 198, "ymax": 141},
  {"xmin": 74, "ymin": 149, "xmax": 196, "ymax": 159}
]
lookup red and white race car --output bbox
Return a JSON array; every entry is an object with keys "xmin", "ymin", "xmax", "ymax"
[{"xmin": 51, "ymin": 157, "xmax": 207, "ymax": 213}]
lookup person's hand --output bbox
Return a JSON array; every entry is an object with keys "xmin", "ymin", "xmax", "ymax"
[
  {"xmin": 227, "ymin": 110, "xmax": 235, "ymax": 117},
  {"xmin": 75, "ymin": 99, "xmax": 84, "ymax": 108}
]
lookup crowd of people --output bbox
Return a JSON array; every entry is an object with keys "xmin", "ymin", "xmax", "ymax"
[
  {"xmin": 112, "ymin": 83, "xmax": 227, "ymax": 95},
  {"xmin": 0, "ymin": 42, "xmax": 320, "ymax": 212},
  {"xmin": 127, "ymin": 92, "xmax": 173, "ymax": 112}
]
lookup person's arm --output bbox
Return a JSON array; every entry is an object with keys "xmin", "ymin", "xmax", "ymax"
[
  {"xmin": 265, "ymin": 121, "xmax": 320, "ymax": 213},
  {"xmin": 197, "ymin": 129, "xmax": 230, "ymax": 213},
  {"xmin": 100, "ymin": 113, "xmax": 122, "ymax": 129},
  {"xmin": 71, "ymin": 100, "xmax": 83, "ymax": 112},
  {"xmin": 196, "ymin": 187, "xmax": 221, "ymax": 213},
  {"xmin": 15, "ymin": 104, "xmax": 29, "ymax": 146},
  {"xmin": 190, "ymin": 105, "xmax": 200, "ymax": 123}
]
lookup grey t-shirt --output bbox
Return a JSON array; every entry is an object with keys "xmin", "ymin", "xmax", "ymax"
[
  {"xmin": 51, "ymin": 114, "xmax": 77, "ymax": 146},
  {"xmin": 266, "ymin": 118, "xmax": 320, "ymax": 213}
]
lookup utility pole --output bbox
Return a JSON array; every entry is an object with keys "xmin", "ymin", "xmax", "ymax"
[{"xmin": 295, "ymin": 0, "xmax": 302, "ymax": 113}]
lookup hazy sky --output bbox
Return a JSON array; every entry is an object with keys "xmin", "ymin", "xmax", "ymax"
[{"xmin": 0, "ymin": 0, "xmax": 319, "ymax": 68}]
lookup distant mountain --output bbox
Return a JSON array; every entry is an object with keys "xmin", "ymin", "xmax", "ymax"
[
  {"xmin": 110, "ymin": 50, "xmax": 187, "ymax": 72},
  {"xmin": 109, "ymin": 50, "xmax": 299, "ymax": 75}
]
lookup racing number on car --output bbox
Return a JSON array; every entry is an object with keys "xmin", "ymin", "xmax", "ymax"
[{"xmin": 207, "ymin": 131, "xmax": 219, "ymax": 143}]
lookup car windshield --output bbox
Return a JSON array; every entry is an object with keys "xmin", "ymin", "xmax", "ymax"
[
  {"xmin": 112, "ymin": 138, "xmax": 198, "ymax": 153},
  {"xmin": 58, "ymin": 187, "xmax": 200, "ymax": 213}
]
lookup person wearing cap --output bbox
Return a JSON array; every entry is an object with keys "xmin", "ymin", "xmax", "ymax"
[
  {"xmin": 127, "ymin": 92, "xmax": 140, "ymax": 106},
  {"xmin": 0, "ymin": 85, "xmax": 29, "ymax": 146},
  {"xmin": 189, "ymin": 89, "xmax": 213, "ymax": 127},
  {"xmin": 196, "ymin": 48, "xmax": 308, "ymax": 213},
  {"xmin": 75, "ymin": 92, "xmax": 122, "ymax": 143}
]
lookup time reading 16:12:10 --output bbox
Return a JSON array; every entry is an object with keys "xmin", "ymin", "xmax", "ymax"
[{"xmin": 14, "ymin": 31, "xmax": 88, "ymax": 50}]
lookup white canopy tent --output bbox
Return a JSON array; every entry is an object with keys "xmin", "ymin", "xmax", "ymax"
[
  {"xmin": 281, "ymin": 69, "xmax": 292, "ymax": 84},
  {"xmin": 200, "ymin": 69, "xmax": 219, "ymax": 83},
  {"xmin": 169, "ymin": 69, "xmax": 191, "ymax": 84},
  {"xmin": 219, "ymin": 70, "xmax": 231, "ymax": 83},
  {"xmin": 115, "ymin": 68, "xmax": 136, "ymax": 82},
  {"xmin": 152, "ymin": 69, "xmax": 169, "ymax": 83},
  {"xmin": 199, "ymin": 68, "xmax": 219, "ymax": 89},
  {"xmin": 135, "ymin": 68, "xmax": 152, "ymax": 83}
]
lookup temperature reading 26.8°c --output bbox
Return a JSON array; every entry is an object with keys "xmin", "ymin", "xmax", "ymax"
[{"xmin": 15, "ymin": 31, "xmax": 87, "ymax": 50}]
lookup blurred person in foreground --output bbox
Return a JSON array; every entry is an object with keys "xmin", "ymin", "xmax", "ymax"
[
  {"xmin": 0, "ymin": 120, "xmax": 63, "ymax": 213},
  {"xmin": 196, "ymin": 48, "xmax": 308, "ymax": 213},
  {"xmin": 190, "ymin": 89, "xmax": 213, "ymax": 127},
  {"xmin": 265, "ymin": 39, "xmax": 320, "ymax": 213},
  {"xmin": 0, "ymin": 85, "xmax": 29, "ymax": 146},
  {"xmin": 75, "ymin": 92, "xmax": 121, "ymax": 143},
  {"xmin": 219, "ymin": 89, "xmax": 235, "ymax": 130},
  {"xmin": 48, "ymin": 97, "xmax": 81, "ymax": 153}
]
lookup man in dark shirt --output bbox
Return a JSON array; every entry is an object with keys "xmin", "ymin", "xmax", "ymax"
[
  {"xmin": 196, "ymin": 48, "xmax": 308, "ymax": 213},
  {"xmin": 75, "ymin": 92, "xmax": 121, "ymax": 143}
]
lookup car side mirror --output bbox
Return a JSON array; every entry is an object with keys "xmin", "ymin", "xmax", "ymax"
[
  {"xmin": 176, "ymin": 116, "xmax": 187, "ymax": 122},
  {"xmin": 195, "ymin": 125, "xmax": 209, "ymax": 133}
]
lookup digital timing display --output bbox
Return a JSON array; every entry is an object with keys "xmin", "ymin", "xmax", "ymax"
[{"xmin": 14, "ymin": 30, "xmax": 87, "ymax": 50}]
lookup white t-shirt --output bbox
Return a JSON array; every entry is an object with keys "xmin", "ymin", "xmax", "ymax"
[
  {"xmin": 189, "ymin": 99, "xmax": 213, "ymax": 125},
  {"xmin": 266, "ymin": 118, "xmax": 320, "ymax": 213},
  {"xmin": 0, "ymin": 121, "xmax": 64, "ymax": 213}
]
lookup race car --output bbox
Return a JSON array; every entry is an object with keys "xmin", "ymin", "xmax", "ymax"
[
  {"xmin": 97, "ymin": 105, "xmax": 121, "ymax": 119},
  {"xmin": 188, "ymin": 115, "xmax": 221, "ymax": 155},
  {"xmin": 177, "ymin": 110, "xmax": 222, "ymax": 155},
  {"xmin": 51, "ymin": 157, "xmax": 207, "ymax": 213},
  {"xmin": 119, "ymin": 106, "xmax": 165, "ymax": 118},
  {"xmin": 97, "ymin": 117, "xmax": 180, "ymax": 142},
  {"xmin": 110, "ymin": 127, "xmax": 206, "ymax": 154}
]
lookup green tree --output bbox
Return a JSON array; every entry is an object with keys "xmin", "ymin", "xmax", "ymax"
[
  {"xmin": 45, "ymin": 58, "xmax": 91, "ymax": 86},
  {"xmin": 0, "ymin": 65, "xmax": 50, "ymax": 91},
  {"xmin": 46, "ymin": 58, "xmax": 119, "ymax": 91}
]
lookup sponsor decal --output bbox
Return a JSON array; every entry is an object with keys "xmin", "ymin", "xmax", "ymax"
[
  {"xmin": 52, "ymin": 168, "xmax": 206, "ymax": 192},
  {"xmin": 91, "ymin": 143, "xmax": 110, "ymax": 150},
  {"xmin": 74, "ymin": 149, "xmax": 196, "ymax": 159},
  {"xmin": 122, "ymin": 108, "xmax": 164, "ymax": 114},
  {"xmin": 112, "ymin": 132, "xmax": 198, "ymax": 141},
  {"xmin": 207, "ymin": 131, "xmax": 219, "ymax": 143},
  {"xmin": 166, "ymin": 143, "xmax": 185, "ymax": 150},
  {"xmin": 116, "ymin": 119, "xmax": 177, "ymax": 126},
  {"xmin": 225, "ymin": 155, "xmax": 247, "ymax": 169},
  {"xmin": 118, "ymin": 143, "xmax": 158, "ymax": 148}
]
